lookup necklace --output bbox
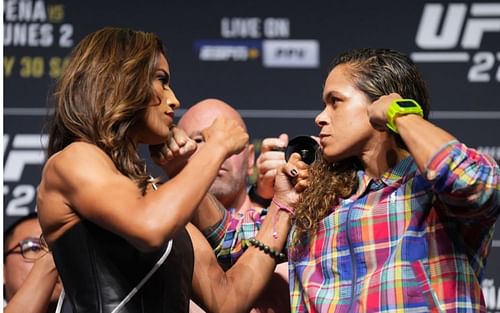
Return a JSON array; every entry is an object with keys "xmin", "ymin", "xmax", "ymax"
[{"xmin": 148, "ymin": 175, "xmax": 158, "ymax": 191}]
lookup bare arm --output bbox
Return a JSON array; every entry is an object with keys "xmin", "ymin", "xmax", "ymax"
[
  {"xmin": 190, "ymin": 194, "xmax": 227, "ymax": 233},
  {"xmin": 4, "ymin": 253, "xmax": 59, "ymax": 313},
  {"xmin": 38, "ymin": 117, "xmax": 248, "ymax": 252},
  {"xmin": 188, "ymin": 134, "xmax": 290, "ymax": 235},
  {"xmin": 150, "ymin": 129, "xmax": 229, "ymax": 233},
  {"xmin": 190, "ymin": 154, "xmax": 303, "ymax": 313},
  {"xmin": 189, "ymin": 201, "xmax": 291, "ymax": 313}
]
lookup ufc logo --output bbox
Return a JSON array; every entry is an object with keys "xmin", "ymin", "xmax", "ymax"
[
  {"xmin": 4, "ymin": 134, "xmax": 47, "ymax": 182},
  {"xmin": 3, "ymin": 134, "xmax": 48, "ymax": 216},
  {"xmin": 416, "ymin": 3, "xmax": 500, "ymax": 49}
]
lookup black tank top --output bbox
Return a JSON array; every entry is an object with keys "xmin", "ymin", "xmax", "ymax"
[{"xmin": 51, "ymin": 221, "xmax": 194, "ymax": 313}]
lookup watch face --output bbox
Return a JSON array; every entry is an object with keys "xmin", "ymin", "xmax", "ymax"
[{"xmin": 397, "ymin": 100, "xmax": 418, "ymax": 108}]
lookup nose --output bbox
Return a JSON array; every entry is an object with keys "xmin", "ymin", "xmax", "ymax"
[
  {"xmin": 166, "ymin": 88, "xmax": 180, "ymax": 110},
  {"xmin": 315, "ymin": 108, "xmax": 328, "ymax": 128}
]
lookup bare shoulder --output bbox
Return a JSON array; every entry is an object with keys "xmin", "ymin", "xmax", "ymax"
[
  {"xmin": 43, "ymin": 142, "xmax": 115, "ymax": 185},
  {"xmin": 37, "ymin": 142, "xmax": 116, "ymax": 244}
]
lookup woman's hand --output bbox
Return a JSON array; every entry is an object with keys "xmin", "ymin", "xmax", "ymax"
[
  {"xmin": 273, "ymin": 152, "xmax": 310, "ymax": 208},
  {"xmin": 367, "ymin": 93, "xmax": 402, "ymax": 131},
  {"xmin": 149, "ymin": 126, "xmax": 197, "ymax": 177},
  {"xmin": 202, "ymin": 117, "xmax": 249, "ymax": 159}
]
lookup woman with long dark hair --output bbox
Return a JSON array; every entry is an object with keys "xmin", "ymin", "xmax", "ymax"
[
  {"xmin": 287, "ymin": 48, "xmax": 500, "ymax": 312},
  {"xmin": 37, "ymin": 27, "xmax": 299, "ymax": 313}
]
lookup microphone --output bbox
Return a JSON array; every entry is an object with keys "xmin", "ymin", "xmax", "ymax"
[{"xmin": 284, "ymin": 136, "xmax": 319, "ymax": 165}]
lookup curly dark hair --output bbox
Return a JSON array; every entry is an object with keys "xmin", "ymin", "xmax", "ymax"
[
  {"xmin": 290, "ymin": 48, "xmax": 430, "ymax": 254},
  {"xmin": 290, "ymin": 157, "xmax": 359, "ymax": 253}
]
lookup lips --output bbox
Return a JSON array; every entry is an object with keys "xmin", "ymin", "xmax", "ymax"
[
  {"xmin": 319, "ymin": 134, "xmax": 330, "ymax": 146},
  {"xmin": 165, "ymin": 112, "xmax": 174, "ymax": 127}
]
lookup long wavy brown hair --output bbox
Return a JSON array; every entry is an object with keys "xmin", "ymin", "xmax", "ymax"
[
  {"xmin": 47, "ymin": 27, "xmax": 166, "ymax": 191},
  {"xmin": 290, "ymin": 48, "xmax": 430, "ymax": 253}
]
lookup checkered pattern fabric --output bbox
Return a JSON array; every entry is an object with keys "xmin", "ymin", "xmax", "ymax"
[{"xmin": 288, "ymin": 141, "xmax": 500, "ymax": 312}]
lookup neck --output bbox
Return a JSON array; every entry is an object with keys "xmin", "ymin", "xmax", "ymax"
[
  {"xmin": 221, "ymin": 189, "xmax": 252, "ymax": 215},
  {"xmin": 360, "ymin": 135, "xmax": 408, "ymax": 178}
]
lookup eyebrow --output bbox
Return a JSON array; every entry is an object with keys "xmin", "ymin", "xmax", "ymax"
[
  {"xmin": 322, "ymin": 91, "xmax": 333, "ymax": 104},
  {"xmin": 322, "ymin": 90, "xmax": 344, "ymax": 104},
  {"xmin": 156, "ymin": 69, "xmax": 169, "ymax": 78}
]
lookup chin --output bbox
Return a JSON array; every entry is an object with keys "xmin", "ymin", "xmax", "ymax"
[
  {"xmin": 322, "ymin": 149, "xmax": 350, "ymax": 164},
  {"xmin": 321, "ymin": 149, "xmax": 339, "ymax": 163}
]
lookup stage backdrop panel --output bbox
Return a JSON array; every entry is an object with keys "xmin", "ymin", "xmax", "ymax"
[{"xmin": 4, "ymin": 1, "xmax": 500, "ymax": 310}]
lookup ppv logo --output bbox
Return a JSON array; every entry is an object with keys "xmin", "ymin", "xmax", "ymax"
[
  {"xmin": 262, "ymin": 40, "xmax": 319, "ymax": 68},
  {"xmin": 412, "ymin": 3, "xmax": 500, "ymax": 83},
  {"xmin": 3, "ymin": 134, "xmax": 48, "ymax": 216}
]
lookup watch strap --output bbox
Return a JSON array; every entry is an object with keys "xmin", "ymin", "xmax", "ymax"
[
  {"xmin": 248, "ymin": 184, "xmax": 272, "ymax": 208},
  {"xmin": 386, "ymin": 99, "xmax": 423, "ymax": 134}
]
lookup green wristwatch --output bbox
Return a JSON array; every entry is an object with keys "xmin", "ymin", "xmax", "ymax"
[{"xmin": 386, "ymin": 99, "xmax": 423, "ymax": 134}]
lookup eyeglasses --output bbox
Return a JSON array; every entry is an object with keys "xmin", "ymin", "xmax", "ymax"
[{"xmin": 4, "ymin": 236, "xmax": 49, "ymax": 262}]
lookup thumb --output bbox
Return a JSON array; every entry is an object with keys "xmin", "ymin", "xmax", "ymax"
[{"xmin": 279, "ymin": 133, "xmax": 289, "ymax": 146}]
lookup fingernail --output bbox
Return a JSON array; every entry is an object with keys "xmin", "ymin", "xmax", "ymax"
[{"xmin": 291, "ymin": 169, "xmax": 298, "ymax": 176}]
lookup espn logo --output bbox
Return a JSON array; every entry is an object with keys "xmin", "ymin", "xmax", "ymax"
[{"xmin": 262, "ymin": 40, "xmax": 319, "ymax": 68}]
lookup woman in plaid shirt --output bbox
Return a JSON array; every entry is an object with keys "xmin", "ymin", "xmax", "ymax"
[{"xmin": 287, "ymin": 48, "xmax": 500, "ymax": 312}]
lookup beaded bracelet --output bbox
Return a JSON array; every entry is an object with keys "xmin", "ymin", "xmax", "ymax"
[{"xmin": 248, "ymin": 238, "xmax": 286, "ymax": 262}]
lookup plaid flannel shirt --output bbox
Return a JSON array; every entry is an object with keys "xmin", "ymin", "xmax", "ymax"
[
  {"xmin": 203, "ymin": 205, "xmax": 267, "ymax": 270},
  {"xmin": 289, "ymin": 141, "xmax": 500, "ymax": 312}
]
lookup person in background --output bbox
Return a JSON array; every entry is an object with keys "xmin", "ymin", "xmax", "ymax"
[
  {"xmin": 249, "ymin": 133, "xmax": 290, "ymax": 209},
  {"xmin": 37, "ymin": 27, "xmax": 301, "ymax": 313},
  {"xmin": 168, "ymin": 98, "xmax": 290, "ymax": 312},
  {"xmin": 4, "ymin": 212, "xmax": 64, "ymax": 313},
  {"xmin": 285, "ymin": 48, "xmax": 500, "ymax": 312}
]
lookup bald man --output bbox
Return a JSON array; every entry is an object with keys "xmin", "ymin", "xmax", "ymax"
[
  {"xmin": 178, "ymin": 98, "xmax": 255, "ymax": 218},
  {"xmin": 176, "ymin": 98, "xmax": 290, "ymax": 313}
]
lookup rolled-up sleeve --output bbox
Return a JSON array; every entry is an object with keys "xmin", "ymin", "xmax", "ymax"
[
  {"xmin": 424, "ymin": 140, "xmax": 500, "ymax": 221},
  {"xmin": 202, "ymin": 208, "xmax": 230, "ymax": 252}
]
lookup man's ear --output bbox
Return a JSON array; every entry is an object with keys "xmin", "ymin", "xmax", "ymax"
[{"xmin": 247, "ymin": 143, "xmax": 255, "ymax": 177}]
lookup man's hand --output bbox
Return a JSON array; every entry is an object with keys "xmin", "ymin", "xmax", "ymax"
[{"xmin": 255, "ymin": 134, "xmax": 288, "ymax": 200}]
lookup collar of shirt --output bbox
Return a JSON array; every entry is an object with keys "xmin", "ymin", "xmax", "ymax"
[{"xmin": 352, "ymin": 155, "xmax": 417, "ymax": 198}]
